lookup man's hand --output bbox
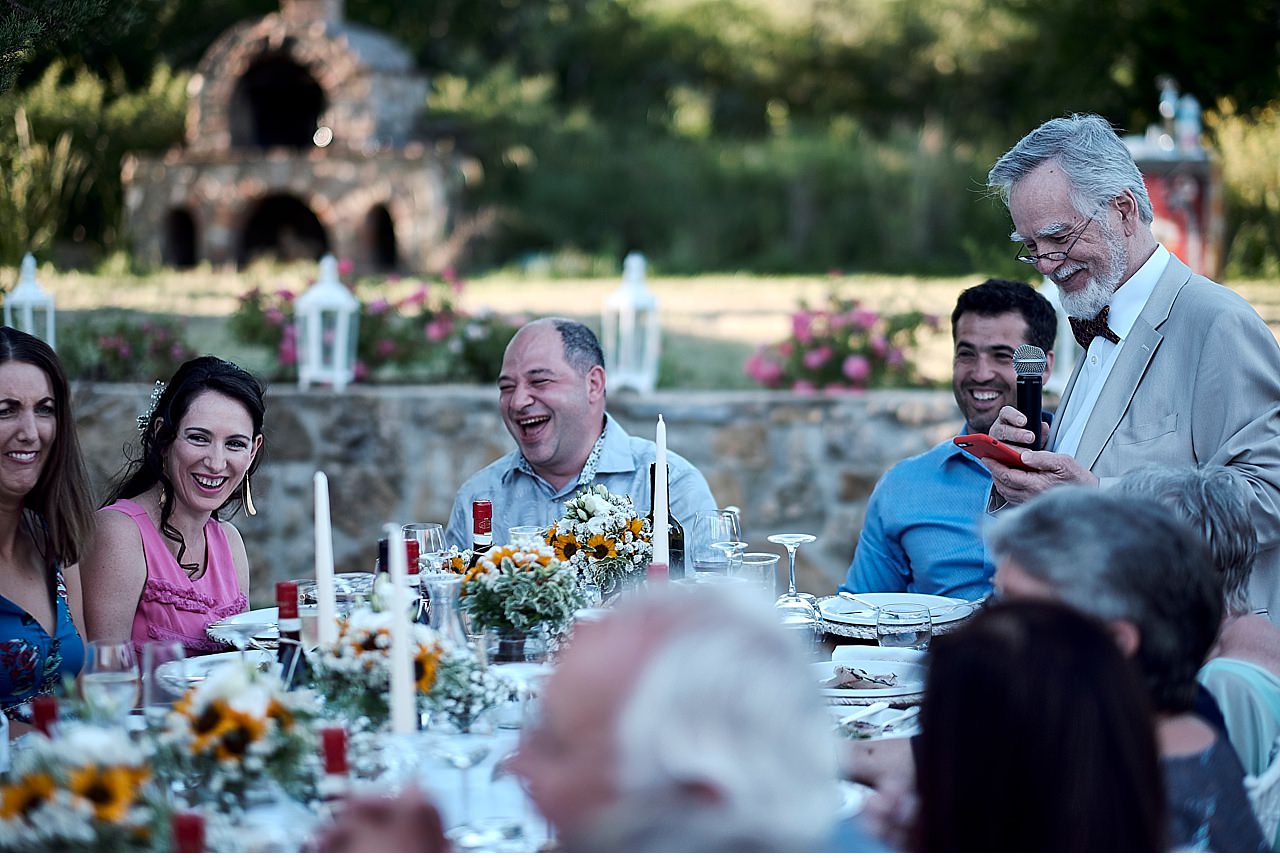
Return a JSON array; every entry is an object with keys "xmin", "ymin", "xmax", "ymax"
[
  {"xmin": 987, "ymin": 405, "xmax": 1048, "ymax": 451},
  {"xmin": 984, "ymin": 450, "xmax": 1099, "ymax": 504}
]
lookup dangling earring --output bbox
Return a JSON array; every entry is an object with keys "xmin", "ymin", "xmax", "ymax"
[
  {"xmin": 158, "ymin": 485, "xmax": 168, "ymax": 510},
  {"xmin": 243, "ymin": 478, "xmax": 258, "ymax": 516}
]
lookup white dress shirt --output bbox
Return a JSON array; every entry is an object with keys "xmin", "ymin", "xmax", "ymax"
[{"xmin": 1053, "ymin": 244, "xmax": 1171, "ymax": 458}]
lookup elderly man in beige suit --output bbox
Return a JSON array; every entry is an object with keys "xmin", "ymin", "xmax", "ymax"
[{"xmin": 980, "ymin": 113, "xmax": 1280, "ymax": 615}]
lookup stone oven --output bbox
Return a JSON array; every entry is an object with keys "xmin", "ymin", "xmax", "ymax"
[{"xmin": 122, "ymin": 0, "xmax": 455, "ymax": 273}]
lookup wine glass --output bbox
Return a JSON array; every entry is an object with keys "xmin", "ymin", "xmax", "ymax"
[
  {"xmin": 83, "ymin": 639, "xmax": 140, "ymax": 725},
  {"xmin": 141, "ymin": 641, "xmax": 188, "ymax": 728},
  {"xmin": 428, "ymin": 709, "xmax": 498, "ymax": 849},
  {"xmin": 689, "ymin": 509, "xmax": 743, "ymax": 579},
  {"xmin": 404, "ymin": 523, "xmax": 448, "ymax": 574},
  {"xmin": 768, "ymin": 532, "xmax": 819, "ymax": 610},
  {"xmin": 875, "ymin": 603, "xmax": 933, "ymax": 650},
  {"xmin": 211, "ymin": 618, "xmax": 276, "ymax": 660}
]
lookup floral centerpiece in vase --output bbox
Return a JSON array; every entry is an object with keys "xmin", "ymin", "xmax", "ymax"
[
  {"xmin": 309, "ymin": 606, "xmax": 448, "ymax": 729},
  {"xmin": 461, "ymin": 542, "xmax": 585, "ymax": 662},
  {"xmin": 0, "ymin": 723, "xmax": 160, "ymax": 850},
  {"xmin": 153, "ymin": 660, "xmax": 318, "ymax": 813},
  {"xmin": 551, "ymin": 484, "xmax": 653, "ymax": 599}
]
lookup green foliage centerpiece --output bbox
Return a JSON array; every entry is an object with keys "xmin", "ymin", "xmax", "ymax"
[{"xmin": 461, "ymin": 541, "xmax": 584, "ymax": 661}]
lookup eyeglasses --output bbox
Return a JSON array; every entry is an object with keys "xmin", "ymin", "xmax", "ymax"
[{"xmin": 1015, "ymin": 208, "xmax": 1098, "ymax": 266}]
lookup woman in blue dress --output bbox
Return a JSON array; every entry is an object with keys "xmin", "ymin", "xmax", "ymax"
[{"xmin": 0, "ymin": 327, "xmax": 94, "ymax": 729}]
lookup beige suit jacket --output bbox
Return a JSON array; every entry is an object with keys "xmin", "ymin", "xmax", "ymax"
[{"xmin": 1004, "ymin": 255, "xmax": 1280, "ymax": 613}]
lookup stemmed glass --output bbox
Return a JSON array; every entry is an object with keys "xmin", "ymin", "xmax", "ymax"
[
  {"xmin": 690, "ymin": 509, "xmax": 743, "ymax": 579},
  {"xmin": 404, "ymin": 523, "xmax": 448, "ymax": 575},
  {"xmin": 82, "ymin": 639, "xmax": 140, "ymax": 725},
  {"xmin": 211, "ymin": 619, "xmax": 276, "ymax": 661},
  {"xmin": 768, "ymin": 532, "xmax": 818, "ymax": 610},
  {"xmin": 428, "ymin": 709, "xmax": 498, "ymax": 850}
]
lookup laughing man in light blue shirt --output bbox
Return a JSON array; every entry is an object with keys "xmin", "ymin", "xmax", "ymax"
[
  {"xmin": 841, "ymin": 280, "xmax": 1056, "ymax": 600},
  {"xmin": 446, "ymin": 318, "xmax": 715, "ymax": 550}
]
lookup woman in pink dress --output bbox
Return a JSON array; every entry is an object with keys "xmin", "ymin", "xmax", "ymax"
[{"xmin": 82, "ymin": 357, "xmax": 265, "ymax": 655}]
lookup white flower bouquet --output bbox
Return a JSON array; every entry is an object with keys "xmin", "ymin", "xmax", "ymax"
[
  {"xmin": 309, "ymin": 606, "xmax": 509, "ymax": 731},
  {"xmin": 551, "ymin": 484, "xmax": 653, "ymax": 596},
  {"xmin": 308, "ymin": 607, "xmax": 447, "ymax": 728},
  {"xmin": 461, "ymin": 542, "xmax": 584, "ymax": 634},
  {"xmin": 154, "ymin": 659, "xmax": 318, "ymax": 812},
  {"xmin": 0, "ymin": 724, "xmax": 159, "ymax": 850}
]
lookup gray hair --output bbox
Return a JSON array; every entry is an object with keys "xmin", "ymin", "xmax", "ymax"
[
  {"xmin": 595, "ymin": 587, "xmax": 839, "ymax": 851},
  {"xmin": 987, "ymin": 486, "xmax": 1221, "ymax": 712},
  {"xmin": 547, "ymin": 317, "xmax": 605, "ymax": 376},
  {"xmin": 988, "ymin": 114, "xmax": 1154, "ymax": 224},
  {"xmin": 1114, "ymin": 465, "xmax": 1256, "ymax": 614}
]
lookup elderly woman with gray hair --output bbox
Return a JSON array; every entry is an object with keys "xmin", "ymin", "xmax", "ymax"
[{"xmin": 1116, "ymin": 465, "xmax": 1280, "ymax": 781}]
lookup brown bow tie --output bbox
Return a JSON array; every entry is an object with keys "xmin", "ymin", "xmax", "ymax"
[{"xmin": 1069, "ymin": 306, "xmax": 1121, "ymax": 350}]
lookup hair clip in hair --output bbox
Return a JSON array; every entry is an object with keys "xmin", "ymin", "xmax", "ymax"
[{"xmin": 136, "ymin": 380, "xmax": 166, "ymax": 433}]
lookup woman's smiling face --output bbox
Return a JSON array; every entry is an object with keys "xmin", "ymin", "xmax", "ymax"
[
  {"xmin": 0, "ymin": 361, "xmax": 56, "ymax": 503},
  {"xmin": 163, "ymin": 390, "xmax": 262, "ymax": 516}
]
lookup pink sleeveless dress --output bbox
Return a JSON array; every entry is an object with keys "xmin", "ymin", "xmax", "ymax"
[{"xmin": 103, "ymin": 499, "xmax": 249, "ymax": 656}]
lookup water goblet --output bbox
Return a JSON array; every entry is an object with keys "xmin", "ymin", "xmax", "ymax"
[
  {"xmin": 404, "ymin": 523, "xmax": 448, "ymax": 574},
  {"xmin": 428, "ymin": 709, "xmax": 499, "ymax": 850},
  {"xmin": 775, "ymin": 598, "xmax": 822, "ymax": 655},
  {"xmin": 767, "ymin": 532, "xmax": 819, "ymax": 610},
  {"xmin": 141, "ymin": 641, "xmax": 188, "ymax": 728},
  {"xmin": 875, "ymin": 603, "xmax": 933, "ymax": 650},
  {"xmin": 83, "ymin": 639, "xmax": 140, "ymax": 725},
  {"xmin": 690, "ymin": 509, "xmax": 743, "ymax": 579}
]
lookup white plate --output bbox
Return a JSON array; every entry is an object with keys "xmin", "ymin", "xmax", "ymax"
[
  {"xmin": 811, "ymin": 657, "xmax": 926, "ymax": 699},
  {"xmin": 819, "ymin": 593, "xmax": 973, "ymax": 626},
  {"xmin": 159, "ymin": 649, "xmax": 272, "ymax": 688},
  {"xmin": 207, "ymin": 606, "xmax": 279, "ymax": 645}
]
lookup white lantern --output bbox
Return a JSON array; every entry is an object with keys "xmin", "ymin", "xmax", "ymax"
[
  {"xmin": 4, "ymin": 254, "xmax": 55, "ymax": 349},
  {"xmin": 601, "ymin": 252, "xmax": 660, "ymax": 394},
  {"xmin": 295, "ymin": 254, "xmax": 360, "ymax": 392}
]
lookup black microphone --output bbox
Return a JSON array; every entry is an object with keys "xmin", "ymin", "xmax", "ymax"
[{"xmin": 1013, "ymin": 344, "xmax": 1047, "ymax": 450}]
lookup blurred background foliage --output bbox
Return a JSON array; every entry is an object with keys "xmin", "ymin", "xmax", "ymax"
[{"xmin": 1, "ymin": 0, "xmax": 1278, "ymax": 275}]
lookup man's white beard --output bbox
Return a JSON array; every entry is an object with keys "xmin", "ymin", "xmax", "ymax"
[{"xmin": 1057, "ymin": 223, "xmax": 1128, "ymax": 319}]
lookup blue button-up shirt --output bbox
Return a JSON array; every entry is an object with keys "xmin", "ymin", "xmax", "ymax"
[
  {"xmin": 840, "ymin": 431, "xmax": 994, "ymax": 601},
  {"xmin": 445, "ymin": 414, "xmax": 717, "ymax": 549}
]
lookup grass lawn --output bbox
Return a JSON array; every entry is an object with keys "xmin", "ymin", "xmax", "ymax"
[{"xmin": 15, "ymin": 261, "xmax": 1280, "ymax": 388}]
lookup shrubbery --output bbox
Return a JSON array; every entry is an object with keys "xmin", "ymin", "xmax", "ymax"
[{"xmin": 229, "ymin": 265, "xmax": 523, "ymax": 383}]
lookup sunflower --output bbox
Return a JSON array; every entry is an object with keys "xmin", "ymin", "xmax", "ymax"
[
  {"xmin": 627, "ymin": 517, "xmax": 645, "ymax": 538},
  {"xmin": 586, "ymin": 533, "xmax": 618, "ymax": 560},
  {"xmin": 552, "ymin": 531, "xmax": 581, "ymax": 562},
  {"xmin": 267, "ymin": 697, "xmax": 295, "ymax": 730},
  {"xmin": 188, "ymin": 699, "xmax": 234, "ymax": 753},
  {"xmin": 0, "ymin": 772, "xmax": 55, "ymax": 819},
  {"xmin": 68, "ymin": 764, "xmax": 145, "ymax": 823},
  {"xmin": 414, "ymin": 642, "xmax": 444, "ymax": 694},
  {"xmin": 212, "ymin": 707, "xmax": 269, "ymax": 762},
  {"xmin": 448, "ymin": 554, "xmax": 470, "ymax": 574}
]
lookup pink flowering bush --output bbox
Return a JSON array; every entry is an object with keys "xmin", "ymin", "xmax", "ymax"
[
  {"xmin": 58, "ymin": 316, "xmax": 197, "ymax": 382},
  {"xmin": 229, "ymin": 263, "xmax": 521, "ymax": 383},
  {"xmin": 745, "ymin": 292, "xmax": 938, "ymax": 392}
]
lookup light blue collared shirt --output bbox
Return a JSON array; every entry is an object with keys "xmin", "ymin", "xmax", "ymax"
[
  {"xmin": 840, "ymin": 429, "xmax": 995, "ymax": 601},
  {"xmin": 445, "ymin": 414, "xmax": 716, "ymax": 549}
]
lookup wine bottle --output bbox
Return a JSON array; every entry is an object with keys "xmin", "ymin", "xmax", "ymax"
[
  {"xmin": 276, "ymin": 580, "xmax": 307, "ymax": 689},
  {"xmin": 468, "ymin": 499, "xmax": 493, "ymax": 569},
  {"xmin": 319, "ymin": 725, "xmax": 350, "ymax": 805},
  {"xmin": 172, "ymin": 809, "xmax": 206, "ymax": 852},
  {"xmin": 31, "ymin": 695, "xmax": 57, "ymax": 738},
  {"xmin": 647, "ymin": 463, "xmax": 685, "ymax": 579}
]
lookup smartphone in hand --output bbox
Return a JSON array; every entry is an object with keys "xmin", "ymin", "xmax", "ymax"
[{"xmin": 954, "ymin": 433, "xmax": 1034, "ymax": 470}]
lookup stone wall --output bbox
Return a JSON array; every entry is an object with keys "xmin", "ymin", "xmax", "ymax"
[{"xmin": 72, "ymin": 384, "xmax": 964, "ymax": 606}]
